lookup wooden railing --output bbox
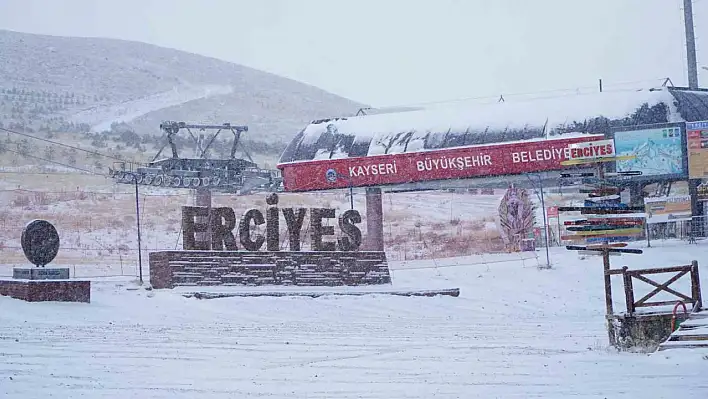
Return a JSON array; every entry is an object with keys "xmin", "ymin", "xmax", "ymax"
[{"xmin": 609, "ymin": 261, "xmax": 703, "ymax": 315}]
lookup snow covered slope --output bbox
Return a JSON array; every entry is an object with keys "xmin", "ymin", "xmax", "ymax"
[
  {"xmin": 0, "ymin": 29, "xmax": 364, "ymax": 143},
  {"xmin": 69, "ymin": 84, "xmax": 234, "ymax": 132}
]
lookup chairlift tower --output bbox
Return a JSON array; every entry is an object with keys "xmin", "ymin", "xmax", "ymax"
[{"xmin": 108, "ymin": 121, "xmax": 283, "ymax": 194}]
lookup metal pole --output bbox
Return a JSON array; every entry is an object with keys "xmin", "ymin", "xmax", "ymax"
[
  {"xmin": 339, "ymin": 173, "xmax": 354, "ymax": 210},
  {"xmin": 556, "ymin": 209, "xmax": 561, "ymax": 246},
  {"xmin": 538, "ymin": 175, "xmax": 551, "ymax": 267},
  {"xmin": 684, "ymin": 0, "xmax": 699, "ymax": 89},
  {"xmin": 134, "ymin": 176, "xmax": 143, "ymax": 285}
]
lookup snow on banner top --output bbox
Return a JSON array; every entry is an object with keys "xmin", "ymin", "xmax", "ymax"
[{"xmin": 278, "ymin": 88, "xmax": 703, "ymax": 164}]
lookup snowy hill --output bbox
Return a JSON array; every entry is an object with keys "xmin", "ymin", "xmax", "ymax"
[{"xmin": 0, "ymin": 29, "xmax": 365, "ymax": 151}]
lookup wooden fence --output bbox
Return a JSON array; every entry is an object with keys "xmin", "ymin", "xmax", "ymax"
[{"xmin": 608, "ymin": 261, "xmax": 702, "ymax": 315}]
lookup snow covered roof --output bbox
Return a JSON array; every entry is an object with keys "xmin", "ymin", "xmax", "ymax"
[{"xmin": 278, "ymin": 87, "xmax": 708, "ymax": 164}]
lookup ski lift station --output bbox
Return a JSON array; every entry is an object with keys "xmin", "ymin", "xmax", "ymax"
[{"xmin": 277, "ymin": 87, "xmax": 708, "ymax": 250}]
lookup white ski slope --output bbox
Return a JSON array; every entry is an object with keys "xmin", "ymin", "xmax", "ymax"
[
  {"xmin": 69, "ymin": 83, "xmax": 233, "ymax": 132},
  {"xmin": 1, "ymin": 241, "xmax": 707, "ymax": 398}
]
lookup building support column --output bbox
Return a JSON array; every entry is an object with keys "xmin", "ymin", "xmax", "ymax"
[{"xmin": 364, "ymin": 187, "xmax": 384, "ymax": 251}]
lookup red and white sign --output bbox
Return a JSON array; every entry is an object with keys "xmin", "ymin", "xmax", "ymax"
[
  {"xmin": 546, "ymin": 206, "xmax": 559, "ymax": 218},
  {"xmin": 278, "ymin": 135, "xmax": 604, "ymax": 192},
  {"xmin": 568, "ymin": 139, "xmax": 615, "ymax": 160}
]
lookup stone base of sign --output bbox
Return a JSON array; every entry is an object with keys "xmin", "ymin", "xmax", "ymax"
[
  {"xmin": 149, "ymin": 250, "xmax": 392, "ymax": 289},
  {"xmin": 13, "ymin": 267, "xmax": 70, "ymax": 280},
  {"xmin": 0, "ymin": 279, "xmax": 91, "ymax": 303},
  {"xmin": 607, "ymin": 312, "xmax": 678, "ymax": 351}
]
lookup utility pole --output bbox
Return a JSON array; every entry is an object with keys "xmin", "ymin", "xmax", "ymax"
[
  {"xmin": 134, "ymin": 175, "xmax": 143, "ymax": 285},
  {"xmin": 684, "ymin": 0, "xmax": 704, "ymax": 235},
  {"xmin": 684, "ymin": 0, "xmax": 699, "ymax": 88}
]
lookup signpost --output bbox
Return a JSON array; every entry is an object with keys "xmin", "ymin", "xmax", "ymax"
[
  {"xmin": 558, "ymin": 142, "xmax": 646, "ymax": 345},
  {"xmin": 566, "ymin": 245, "xmax": 644, "ymax": 255}
]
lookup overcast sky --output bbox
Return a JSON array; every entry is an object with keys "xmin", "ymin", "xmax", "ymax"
[{"xmin": 0, "ymin": 0, "xmax": 706, "ymax": 107}]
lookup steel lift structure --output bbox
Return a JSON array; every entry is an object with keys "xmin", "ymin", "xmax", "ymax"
[{"xmin": 108, "ymin": 121, "xmax": 282, "ymax": 194}]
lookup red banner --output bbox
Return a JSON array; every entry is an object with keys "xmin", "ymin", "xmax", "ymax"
[{"xmin": 278, "ymin": 135, "xmax": 603, "ymax": 192}]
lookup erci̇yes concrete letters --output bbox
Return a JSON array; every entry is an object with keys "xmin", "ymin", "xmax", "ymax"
[{"xmin": 182, "ymin": 193, "xmax": 362, "ymax": 251}]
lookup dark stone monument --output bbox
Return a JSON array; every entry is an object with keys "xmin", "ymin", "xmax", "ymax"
[
  {"xmin": 0, "ymin": 219, "xmax": 90, "ymax": 303},
  {"xmin": 13, "ymin": 219, "xmax": 68, "ymax": 279},
  {"xmin": 22, "ymin": 219, "xmax": 60, "ymax": 266}
]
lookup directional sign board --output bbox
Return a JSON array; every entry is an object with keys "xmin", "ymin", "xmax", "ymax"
[
  {"xmin": 565, "ymin": 245, "xmax": 644, "ymax": 255},
  {"xmin": 561, "ymin": 154, "xmax": 636, "ymax": 166}
]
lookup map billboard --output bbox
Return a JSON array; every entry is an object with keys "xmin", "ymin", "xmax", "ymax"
[{"xmin": 608, "ymin": 122, "xmax": 687, "ymax": 181}]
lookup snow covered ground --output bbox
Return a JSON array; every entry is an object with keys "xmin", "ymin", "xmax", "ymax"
[{"xmin": 1, "ymin": 242, "xmax": 707, "ymax": 398}]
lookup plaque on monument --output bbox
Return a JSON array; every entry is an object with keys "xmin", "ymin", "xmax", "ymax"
[
  {"xmin": 12, "ymin": 267, "xmax": 70, "ymax": 280},
  {"xmin": 13, "ymin": 219, "xmax": 69, "ymax": 280}
]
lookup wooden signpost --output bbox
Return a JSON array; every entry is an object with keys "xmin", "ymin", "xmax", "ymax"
[
  {"xmin": 558, "ymin": 145, "xmax": 645, "ymax": 337},
  {"xmin": 559, "ymin": 154, "xmax": 636, "ymax": 166},
  {"xmin": 565, "ymin": 245, "xmax": 644, "ymax": 255}
]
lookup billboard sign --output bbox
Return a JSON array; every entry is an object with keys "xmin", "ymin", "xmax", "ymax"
[
  {"xmin": 278, "ymin": 135, "xmax": 605, "ymax": 191},
  {"xmin": 568, "ymin": 139, "xmax": 616, "ymax": 160},
  {"xmin": 697, "ymin": 181, "xmax": 708, "ymax": 202},
  {"xmin": 686, "ymin": 121, "xmax": 708, "ymax": 179},
  {"xmin": 546, "ymin": 206, "xmax": 559, "ymax": 218},
  {"xmin": 643, "ymin": 195, "xmax": 692, "ymax": 224},
  {"xmin": 610, "ymin": 123, "xmax": 687, "ymax": 180}
]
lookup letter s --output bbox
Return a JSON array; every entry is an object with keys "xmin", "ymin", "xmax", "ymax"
[{"xmin": 337, "ymin": 209, "xmax": 362, "ymax": 251}]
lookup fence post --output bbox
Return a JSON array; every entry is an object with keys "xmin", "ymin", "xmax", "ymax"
[
  {"xmin": 691, "ymin": 260, "xmax": 703, "ymax": 311},
  {"xmin": 603, "ymin": 249, "xmax": 614, "ymax": 316},
  {"xmin": 622, "ymin": 266, "xmax": 634, "ymax": 315}
]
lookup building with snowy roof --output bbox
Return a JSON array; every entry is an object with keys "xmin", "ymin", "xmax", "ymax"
[
  {"xmin": 276, "ymin": 87, "xmax": 708, "ymax": 251},
  {"xmin": 278, "ymin": 87, "xmax": 708, "ymax": 165}
]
